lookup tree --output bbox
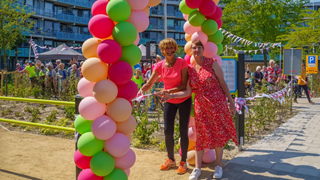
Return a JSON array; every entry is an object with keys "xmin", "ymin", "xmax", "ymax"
[
  {"xmin": 222, "ymin": 0, "xmax": 308, "ymax": 66},
  {"xmin": 277, "ymin": 8, "xmax": 320, "ymax": 57},
  {"xmin": 0, "ymin": 0, "xmax": 34, "ymax": 70}
]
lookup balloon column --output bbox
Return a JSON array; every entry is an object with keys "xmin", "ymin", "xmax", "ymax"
[
  {"xmin": 180, "ymin": 0, "xmax": 224, "ymax": 66},
  {"xmin": 74, "ymin": 0, "xmax": 161, "ymax": 179}
]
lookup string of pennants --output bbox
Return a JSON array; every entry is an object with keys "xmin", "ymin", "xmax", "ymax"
[
  {"xmin": 29, "ymin": 39, "xmax": 39, "ymax": 58},
  {"xmin": 224, "ymin": 45, "xmax": 271, "ymax": 55},
  {"xmin": 234, "ymin": 81, "xmax": 293, "ymax": 114}
]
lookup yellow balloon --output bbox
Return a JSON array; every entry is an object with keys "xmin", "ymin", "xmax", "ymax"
[
  {"xmin": 148, "ymin": 0, "xmax": 161, "ymax": 7},
  {"xmin": 185, "ymin": 33, "xmax": 192, "ymax": 42},
  {"xmin": 82, "ymin": 38, "xmax": 101, "ymax": 59},
  {"xmin": 188, "ymin": 140, "xmax": 196, "ymax": 151},
  {"xmin": 184, "ymin": 41, "xmax": 192, "ymax": 56},
  {"xmin": 213, "ymin": 0, "xmax": 220, "ymax": 5}
]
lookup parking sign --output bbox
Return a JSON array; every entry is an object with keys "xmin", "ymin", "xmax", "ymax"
[{"xmin": 306, "ymin": 55, "xmax": 318, "ymax": 74}]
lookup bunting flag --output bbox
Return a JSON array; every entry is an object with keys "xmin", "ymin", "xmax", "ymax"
[
  {"xmin": 29, "ymin": 39, "xmax": 39, "ymax": 58},
  {"xmin": 133, "ymin": 94, "xmax": 153, "ymax": 102}
]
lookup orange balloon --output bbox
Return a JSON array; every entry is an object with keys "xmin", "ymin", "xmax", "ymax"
[
  {"xmin": 184, "ymin": 41, "xmax": 192, "ymax": 56},
  {"xmin": 213, "ymin": 0, "xmax": 220, "ymax": 5},
  {"xmin": 148, "ymin": 0, "xmax": 161, "ymax": 7},
  {"xmin": 188, "ymin": 140, "xmax": 196, "ymax": 151},
  {"xmin": 185, "ymin": 33, "xmax": 191, "ymax": 42},
  {"xmin": 106, "ymin": 98, "xmax": 132, "ymax": 123},
  {"xmin": 126, "ymin": 134, "xmax": 132, "ymax": 142},
  {"xmin": 187, "ymin": 150, "xmax": 196, "ymax": 165},
  {"xmin": 82, "ymin": 58, "xmax": 108, "ymax": 82},
  {"xmin": 82, "ymin": 38, "xmax": 101, "ymax": 59},
  {"xmin": 93, "ymin": 79, "xmax": 118, "ymax": 104},
  {"xmin": 190, "ymin": 55, "xmax": 196, "ymax": 65},
  {"xmin": 116, "ymin": 115, "xmax": 137, "ymax": 135},
  {"xmin": 142, "ymin": 6, "xmax": 150, "ymax": 16}
]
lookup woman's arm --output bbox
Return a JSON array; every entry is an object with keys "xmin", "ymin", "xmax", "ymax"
[
  {"xmin": 165, "ymin": 67, "xmax": 188, "ymax": 94},
  {"xmin": 140, "ymin": 71, "xmax": 159, "ymax": 93},
  {"xmin": 161, "ymin": 81, "xmax": 192, "ymax": 101}
]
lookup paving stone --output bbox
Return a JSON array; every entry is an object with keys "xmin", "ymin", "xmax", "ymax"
[
  {"xmin": 229, "ymin": 157, "xmax": 253, "ymax": 165},
  {"xmin": 272, "ymin": 163, "xmax": 296, "ymax": 173},
  {"xmin": 300, "ymin": 143, "xmax": 320, "ymax": 148},
  {"xmin": 286, "ymin": 145, "xmax": 308, "ymax": 152},
  {"xmin": 301, "ymin": 156, "xmax": 320, "ymax": 163},
  {"xmin": 251, "ymin": 160, "xmax": 274, "ymax": 169},
  {"xmin": 306, "ymin": 147, "xmax": 320, "ymax": 153},
  {"xmin": 295, "ymin": 167, "xmax": 320, "ymax": 177}
]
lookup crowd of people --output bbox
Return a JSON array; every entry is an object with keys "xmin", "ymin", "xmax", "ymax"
[{"xmin": 16, "ymin": 58, "xmax": 82, "ymax": 97}]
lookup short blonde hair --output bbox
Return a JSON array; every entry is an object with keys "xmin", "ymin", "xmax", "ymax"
[
  {"xmin": 256, "ymin": 66, "xmax": 261, "ymax": 71},
  {"xmin": 156, "ymin": 54, "xmax": 161, "ymax": 60},
  {"xmin": 158, "ymin": 38, "xmax": 178, "ymax": 56}
]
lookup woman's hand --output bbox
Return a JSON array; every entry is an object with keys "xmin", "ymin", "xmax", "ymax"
[
  {"xmin": 160, "ymin": 94, "xmax": 172, "ymax": 103},
  {"xmin": 229, "ymin": 102, "xmax": 236, "ymax": 117}
]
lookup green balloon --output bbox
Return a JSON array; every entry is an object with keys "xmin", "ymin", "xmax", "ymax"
[
  {"xmin": 201, "ymin": 19, "xmax": 218, "ymax": 36},
  {"xmin": 104, "ymin": 168, "xmax": 128, "ymax": 180},
  {"xmin": 217, "ymin": 43, "xmax": 223, "ymax": 55},
  {"xmin": 208, "ymin": 30, "xmax": 224, "ymax": 44},
  {"xmin": 91, "ymin": 151, "xmax": 115, "ymax": 177},
  {"xmin": 190, "ymin": 93, "xmax": 195, "ymax": 117},
  {"xmin": 113, "ymin": 22, "xmax": 137, "ymax": 46},
  {"xmin": 179, "ymin": 0, "xmax": 196, "ymax": 15},
  {"xmin": 74, "ymin": 115, "xmax": 92, "ymax": 134},
  {"xmin": 106, "ymin": 0, "xmax": 131, "ymax": 22},
  {"xmin": 120, "ymin": 44, "xmax": 142, "ymax": 66},
  {"xmin": 77, "ymin": 132, "xmax": 104, "ymax": 156},
  {"xmin": 188, "ymin": 11, "xmax": 205, "ymax": 27}
]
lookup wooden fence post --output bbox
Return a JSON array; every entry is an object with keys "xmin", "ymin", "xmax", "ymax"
[
  {"xmin": 75, "ymin": 94, "xmax": 82, "ymax": 179},
  {"xmin": 1, "ymin": 70, "xmax": 4, "ymax": 96},
  {"xmin": 15, "ymin": 71, "xmax": 18, "ymax": 95}
]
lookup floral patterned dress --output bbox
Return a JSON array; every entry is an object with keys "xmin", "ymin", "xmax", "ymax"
[{"xmin": 188, "ymin": 57, "xmax": 238, "ymax": 151}]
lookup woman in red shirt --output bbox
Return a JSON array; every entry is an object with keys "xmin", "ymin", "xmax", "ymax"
[{"xmin": 140, "ymin": 38, "xmax": 191, "ymax": 174}]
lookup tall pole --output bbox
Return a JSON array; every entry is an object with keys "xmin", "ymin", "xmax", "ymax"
[
  {"xmin": 313, "ymin": 0, "xmax": 315, "ymax": 53},
  {"xmin": 28, "ymin": 35, "xmax": 32, "ymax": 62},
  {"xmin": 164, "ymin": 0, "xmax": 167, "ymax": 39},
  {"xmin": 236, "ymin": 51, "xmax": 245, "ymax": 150},
  {"xmin": 280, "ymin": 42, "xmax": 282, "ymax": 70},
  {"xmin": 290, "ymin": 48, "xmax": 293, "ymax": 114}
]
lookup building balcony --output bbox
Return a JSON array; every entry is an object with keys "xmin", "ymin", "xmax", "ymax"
[
  {"xmin": 23, "ymin": 30, "xmax": 92, "ymax": 41},
  {"xmin": 148, "ymin": 24, "xmax": 164, "ymax": 30},
  {"xmin": 176, "ymin": 39, "xmax": 187, "ymax": 46},
  {"xmin": 174, "ymin": 26, "xmax": 184, "ymax": 31},
  {"xmin": 175, "ymin": 11, "xmax": 183, "ymax": 18},
  {"xmin": 57, "ymin": 13, "xmax": 90, "ymax": 24},
  {"xmin": 139, "ymin": 38, "xmax": 163, "ymax": 44},
  {"xmin": 56, "ymin": 0, "xmax": 95, "ymax": 9},
  {"xmin": 150, "ymin": 10, "xmax": 164, "ymax": 16}
]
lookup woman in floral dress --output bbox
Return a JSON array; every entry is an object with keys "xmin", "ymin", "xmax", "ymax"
[{"xmin": 161, "ymin": 40, "xmax": 238, "ymax": 179}]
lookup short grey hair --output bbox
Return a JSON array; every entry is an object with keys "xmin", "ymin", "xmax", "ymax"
[
  {"xmin": 269, "ymin": 59, "xmax": 275, "ymax": 64},
  {"xmin": 56, "ymin": 59, "xmax": 61, "ymax": 63},
  {"xmin": 256, "ymin": 66, "xmax": 261, "ymax": 71}
]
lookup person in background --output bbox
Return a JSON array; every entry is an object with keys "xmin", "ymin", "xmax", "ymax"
[
  {"xmin": 35, "ymin": 60, "xmax": 42, "ymax": 75},
  {"xmin": 16, "ymin": 63, "xmax": 24, "ymax": 73},
  {"xmin": 246, "ymin": 63, "xmax": 251, "ymax": 74},
  {"xmin": 145, "ymin": 63, "xmax": 152, "ymax": 80},
  {"xmin": 22, "ymin": 61, "xmax": 38, "ymax": 88},
  {"xmin": 57, "ymin": 63, "xmax": 67, "ymax": 93},
  {"xmin": 252, "ymin": 66, "xmax": 263, "ymax": 88},
  {"xmin": 132, "ymin": 68, "xmax": 144, "ymax": 89},
  {"xmin": 261, "ymin": 65, "xmax": 267, "ymax": 76},
  {"xmin": 46, "ymin": 64, "xmax": 58, "ymax": 97},
  {"xmin": 68, "ymin": 64, "xmax": 80, "ymax": 78},
  {"xmin": 79, "ymin": 61, "xmax": 84, "ymax": 78},
  {"xmin": 55, "ymin": 59, "xmax": 61, "ymax": 72},
  {"xmin": 24, "ymin": 60, "xmax": 29, "ymax": 68},
  {"xmin": 294, "ymin": 63, "xmax": 314, "ymax": 104},
  {"xmin": 39, "ymin": 65, "xmax": 47, "ymax": 94},
  {"xmin": 265, "ymin": 60, "xmax": 280, "ymax": 92}
]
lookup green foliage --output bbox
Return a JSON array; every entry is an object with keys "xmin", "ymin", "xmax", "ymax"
[
  {"xmin": 24, "ymin": 106, "xmax": 32, "ymax": 113},
  {"xmin": 63, "ymin": 106, "xmax": 75, "ymax": 120},
  {"xmin": 30, "ymin": 107, "xmax": 40, "ymax": 122},
  {"xmin": 45, "ymin": 110, "xmax": 57, "ymax": 123}
]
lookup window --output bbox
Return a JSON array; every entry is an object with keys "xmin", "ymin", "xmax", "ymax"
[
  {"xmin": 73, "ymin": 26, "xmax": 80, "ymax": 34},
  {"xmin": 26, "ymin": 0, "xmax": 33, "ymax": 6},
  {"xmin": 44, "ymin": 21, "xmax": 53, "ymax": 32},
  {"xmin": 167, "ymin": 19, "xmax": 174, "ymax": 30},
  {"xmin": 54, "ymin": 23, "xmax": 60, "ymax": 32},
  {"xmin": 167, "ymin": 5, "xmax": 175, "ymax": 16},
  {"xmin": 150, "ymin": 32, "xmax": 157, "ymax": 40},
  {"xmin": 54, "ymin": 41, "xmax": 64, "ymax": 47},
  {"xmin": 44, "ymin": 40, "xmax": 53, "ymax": 46},
  {"xmin": 72, "ymin": 9, "xmax": 78, "ymax": 16},
  {"xmin": 56, "ymin": 6, "xmax": 67, "ymax": 14},
  {"xmin": 45, "ymin": 2, "xmax": 53, "ymax": 12},
  {"xmin": 83, "ymin": 10, "xmax": 89, "ymax": 18},
  {"xmin": 167, "ymin": 33, "xmax": 174, "ymax": 38}
]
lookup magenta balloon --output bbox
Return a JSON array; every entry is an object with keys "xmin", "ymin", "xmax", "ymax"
[
  {"xmin": 91, "ymin": 0, "xmax": 109, "ymax": 16},
  {"xmin": 189, "ymin": 116, "xmax": 195, "ymax": 127},
  {"xmin": 79, "ymin": 97, "xmax": 106, "ymax": 120},
  {"xmin": 133, "ymin": 33, "xmax": 140, "ymax": 45},
  {"xmin": 185, "ymin": 0, "xmax": 203, "ymax": 9},
  {"xmin": 77, "ymin": 78, "xmax": 96, "ymax": 97},
  {"xmin": 127, "ymin": 0, "xmax": 149, "ymax": 10},
  {"xmin": 115, "ymin": 149, "xmax": 136, "ymax": 169},
  {"xmin": 124, "ymin": 169, "xmax": 130, "ymax": 177},
  {"xmin": 108, "ymin": 61, "xmax": 133, "ymax": 85},
  {"xmin": 104, "ymin": 133, "xmax": 130, "ymax": 157},
  {"xmin": 126, "ymin": 10, "xmax": 149, "ymax": 33},
  {"xmin": 91, "ymin": 115, "xmax": 117, "ymax": 140},
  {"xmin": 191, "ymin": 31, "xmax": 208, "ymax": 45},
  {"xmin": 179, "ymin": 148, "xmax": 182, "ymax": 156},
  {"xmin": 199, "ymin": 0, "xmax": 216, "ymax": 16},
  {"xmin": 184, "ymin": 54, "xmax": 191, "ymax": 64},
  {"xmin": 202, "ymin": 149, "xmax": 216, "ymax": 164},
  {"xmin": 183, "ymin": 14, "xmax": 189, "ymax": 21},
  {"xmin": 213, "ymin": 55, "xmax": 222, "ymax": 66},
  {"xmin": 206, "ymin": 6, "xmax": 222, "ymax": 21},
  {"xmin": 74, "ymin": 150, "xmax": 92, "ymax": 170},
  {"xmin": 188, "ymin": 126, "xmax": 196, "ymax": 141},
  {"xmin": 78, "ymin": 169, "xmax": 103, "ymax": 180},
  {"xmin": 216, "ymin": 19, "xmax": 222, "ymax": 29},
  {"xmin": 184, "ymin": 21, "xmax": 201, "ymax": 35},
  {"xmin": 203, "ymin": 42, "xmax": 218, "ymax": 58},
  {"xmin": 117, "ymin": 80, "xmax": 138, "ymax": 101},
  {"xmin": 97, "ymin": 39, "xmax": 122, "ymax": 64},
  {"xmin": 89, "ymin": 14, "xmax": 114, "ymax": 39}
]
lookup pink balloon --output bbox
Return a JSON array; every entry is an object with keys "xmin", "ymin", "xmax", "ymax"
[
  {"xmin": 108, "ymin": 61, "xmax": 133, "ymax": 85},
  {"xmin": 184, "ymin": 54, "xmax": 191, "ymax": 64},
  {"xmin": 79, "ymin": 97, "xmax": 106, "ymax": 120},
  {"xmin": 105, "ymin": 133, "xmax": 130, "ymax": 157},
  {"xmin": 117, "ymin": 80, "xmax": 138, "ymax": 101},
  {"xmin": 127, "ymin": 0, "xmax": 149, "ymax": 10},
  {"xmin": 91, "ymin": 0, "xmax": 109, "ymax": 16},
  {"xmin": 184, "ymin": 21, "xmax": 201, "ymax": 35},
  {"xmin": 77, "ymin": 78, "xmax": 95, "ymax": 97},
  {"xmin": 203, "ymin": 42, "xmax": 218, "ymax": 58},
  {"xmin": 179, "ymin": 148, "xmax": 182, "ymax": 156},
  {"xmin": 199, "ymin": 0, "xmax": 216, "ymax": 16},
  {"xmin": 216, "ymin": 19, "xmax": 222, "ymax": 29},
  {"xmin": 206, "ymin": 6, "xmax": 222, "ymax": 21},
  {"xmin": 115, "ymin": 149, "xmax": 136, "ymax": 170},
  {"xmin": 202, "ymin": 149, "xmax": 216, "ymax": 163},
  {"xmin": 91, "ymin": 115, "xmax": 117, "ymax": 140},
  {"xmin": 97, "ymin": 40, "xmax": 122, "ymax": 64},
  {"xmin": 126, "ymin": 10, "xmax": 149, "ymax": 33},
  {"xmin": 124, "ymin": 169, "xmax": 130, "ymax": 177},
  {"xmin": 133, "ymin": 33, "xmax": 140, "ymax": 45},
  {"xmin": 78, "ymin": 169, "xmax": 103, "ymax": 180},
  {"xmin": 213, "ymin": 55, "xmax": 222, "ymax": 66},
  {"xmin": 183, "ymin": 14, "xmax": 189, "ymax": 21},
  {"xmin": 74, "ymin": 150, "xmax": 92, "ymax": 170},
  {"xmin": 89, "ymin": 14, "xmax": 114, "ymax": 39},
  {"xmin": 189, "ymin": 116, "xmax": 195, "ymax": 127},
  {"xmin": 204, "ymin": 149, "xmax": 210, "ymax": 153},
  {"xmin": 186, "ymin": 0, "xmax": 203, "ymax": 9},
  {"xmin": 191, "ymin": 31, "xmax": 208, "ymax": 45},
  {"xmin": 188, "ymin": 126, "xmax": 196, "ymax": 141}
]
